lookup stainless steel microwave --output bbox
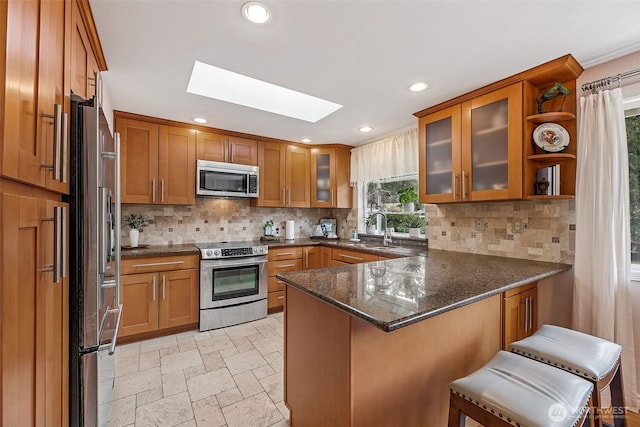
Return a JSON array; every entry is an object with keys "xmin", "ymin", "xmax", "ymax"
[{"xmin": 196, "ymin": 160, "xmax": 259, "ymax": 198}]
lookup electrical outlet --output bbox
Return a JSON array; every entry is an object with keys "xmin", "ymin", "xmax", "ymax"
[
  {"xmin": 475, "ymin": 219, "xmax": 484, "ymax": 232},
  {"xmin": 513, "ymin": 219, "xmax": 523, "ymax": 234}
]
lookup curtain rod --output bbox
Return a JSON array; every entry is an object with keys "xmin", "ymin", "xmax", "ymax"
[{"xmin": 581, "ymin": 68, "xmax": 640, "ymax": 92}]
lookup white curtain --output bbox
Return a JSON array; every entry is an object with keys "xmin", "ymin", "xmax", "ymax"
[
  {"xmin": 573, "ymin": 88, "xmax": 638, "ymax": 411},
  {"xmin": 350, "ymin": 127, "xmax": 418, "ymax": 184}
]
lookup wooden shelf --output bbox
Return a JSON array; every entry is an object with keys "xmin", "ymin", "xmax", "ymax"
[
  {"xmin": 525, "ymin": 195, "xmax": 575, "ymax": 200},
  {"xmin": 526, "ymin": 112, "xmax": 576, "ymax": 124},
  {"xmin": 527, "ymin": 153, "xmax": 576, "ymax": 162}
]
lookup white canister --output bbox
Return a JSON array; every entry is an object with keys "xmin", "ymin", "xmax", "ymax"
[{"xmin": 285, "ymin": 220, "xmax": 295, "ymax": 240}]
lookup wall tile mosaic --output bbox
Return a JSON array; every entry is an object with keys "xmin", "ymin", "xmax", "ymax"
[
  {"xmin": 121, "ymin": 199, "xmax": 351, "ymax": 246},
  {"xmin": 423, "ymin": 199, "xmax": 575, "ymax": 264},
  {"xmin": 122, "ymin": 198, "xmax": 574, "ymax": 265}
]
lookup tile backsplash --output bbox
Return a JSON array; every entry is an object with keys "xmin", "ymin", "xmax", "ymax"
[
  {"xmin": 423, "ymin": 199, "xmax": 575, "ymax": 264},
  {"xmin": 121, "ymin": 199, "xmax": 351, "ymax": 246},
  {"xmin": 123, "ymin": 198, "xmax": 574, "ymax": 265}
]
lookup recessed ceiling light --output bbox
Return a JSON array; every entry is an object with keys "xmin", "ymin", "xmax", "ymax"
[
  {"xmin": 193, "ymin": 117, "xmax": 207, "ymax": 124},
  {"xmin": 242, "ymin": 2, "xmax": 271, "ymax": 24},
  {"xmin": 409, "ymin": 82, "xmax": 428, "ymax": 92},
  {"xmin": 359, "ymin": 126, "xmax": 373, "ymax": 133},
  {"xmin": 187, "ymin": 61, "xmax": 342, "ymax": 123},
  {"xmin": 301, "ymin": 138, "xmax": 312, "ymax": 143}
]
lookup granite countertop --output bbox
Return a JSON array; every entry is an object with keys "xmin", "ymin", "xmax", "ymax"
[
  {"xmin": 267, "ymin": 238, "xmax": 428, "ymax": 258},
  {"xmin": 276, "ymin": 249, "xmax": 571, "ymax": 332},
  {"xmin": 120, "ymin": 243, "xmax": 200, "ymax": 258}
]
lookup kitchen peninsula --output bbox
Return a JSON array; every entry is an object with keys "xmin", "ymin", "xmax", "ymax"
[{"xmin": 276, "ymin": 250, "xmax": 571, "ymax": 426}]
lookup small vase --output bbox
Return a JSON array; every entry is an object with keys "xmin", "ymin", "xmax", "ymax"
[{"xmin": 129, "ymin": 228, "xmax": 139, "ymax": 247}]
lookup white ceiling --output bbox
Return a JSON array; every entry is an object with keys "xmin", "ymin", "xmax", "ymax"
[{"xmin": 90, "ymin": 0, "xmax": 640, "ymax": 147}]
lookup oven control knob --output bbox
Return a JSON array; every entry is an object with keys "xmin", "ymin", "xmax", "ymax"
[
  {"xmin": 255, "ymin": 247, "xmax": 263, "ymax": 254},
  {"xmin": 205, "ymin": 249, "xmax": 214, "ymax": 258},
  {"xmin": 213, "ymin": 249, "xmax": 221, "ymax": 257}
]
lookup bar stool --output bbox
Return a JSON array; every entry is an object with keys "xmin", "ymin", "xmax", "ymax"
[
  {"xmin": 448, "ymin": 350, "xmax": 593, "ymax": 427},
  {"xmin": 509, "ymin": 324, "xmax": 624, "ymax": 427}
]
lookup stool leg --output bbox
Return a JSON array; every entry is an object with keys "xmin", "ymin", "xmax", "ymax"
[
  {"xmin": 448, "ymin": 393, "xmax": 465, "ymax": 427},
  {"xmin": 609, "ymin": 367, "xmax": 626, "ymax": 427}
]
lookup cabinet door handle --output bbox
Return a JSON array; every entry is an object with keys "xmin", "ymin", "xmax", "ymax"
[
  {"xmin": 452, "ymin": 173, "xmax": 459, "ymax": 200},
  {"xmin": 162, "ymin": 275, "xmax": 166, "ymax": 300},
  {"xmin": 41, "ymin": 103, "xmax": 63, "ymax": 181},
  {"xmin": 152, "ymin": 179, "xmax": 157, "ymax": 202},
  {"xmin": 337, "ymin": 254, "xmax": 363, "ymax": 262},
  {"xmin": 523, "ymin": 296, "xmax": 529, "ymax": 332},
  {"xmin": 40, "ymin": 206, "xmax": 66, "ymax": 283},
  {"xmin": 462, "ymin": 170, "xmax": 468, "ymax": 199},
  {"xmin": 276, "ymin": 264, "xmax": 296, "ymax": 269},
  {"xmin": 528, "ymin": 296, "xmax": 533, "ymax": 330},
  {"xmin": 305, "ymin": 249, "xmax": 309, "ymax": 268},
  {"xmin": 288, "ymin": 188, "xmax": 291, "ymax": 205},
  {"xmin": 161, "ymin": 179, "xmax": 165, "ymax": 202},
  {"xmin": 61, "ymin": 112, "xmax": 68, "ymax": 183},
  {"xmin": 131, "ymin": 260, "xmax": 185, "ymax": 268},
  {"xmin": 330, "ymin": 189, "xmax": 334, "ymax": 206},
  {"xmin": 282, "ymin": 188, "xmax": 285, "ymax": 206},
  {"xmin": 152, "ymin": 276, "xmax": 156, "ymax": 301}
]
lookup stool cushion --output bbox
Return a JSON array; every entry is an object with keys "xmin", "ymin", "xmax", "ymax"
[
  {"xmin": 509, "ymin": 324, "xmax": 622, "ymax": 381},
  {"xmin": 450, "ymin": 351, "xmax": 593, "ymax": 427}
]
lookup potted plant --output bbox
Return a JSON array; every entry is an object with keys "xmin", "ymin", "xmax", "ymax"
[
  {"xmin": 398, "ymin": 187, "xmax": 418, "ymax": 212},
  {"xmin": 124, "ymin": 213, "xmax": 150, "ymax": 247},
  {"xmin": 403, "ymin": 215, "xmax": 425, "ymax": 238}
]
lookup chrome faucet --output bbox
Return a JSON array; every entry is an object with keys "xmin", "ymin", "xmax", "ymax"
[{"xmin": 367, "ymin": 209, "xmax": 392, "ymax": 247}]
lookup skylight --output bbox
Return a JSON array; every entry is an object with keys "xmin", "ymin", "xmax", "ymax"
[{"xmin": 186, "ymin": 61, "xmax": 342, "ymax": 123}]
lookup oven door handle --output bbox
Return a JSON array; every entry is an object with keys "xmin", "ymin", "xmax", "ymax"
[{"xmin": 204, "ymin": 257, "xmax": 268, "ymax": 268}]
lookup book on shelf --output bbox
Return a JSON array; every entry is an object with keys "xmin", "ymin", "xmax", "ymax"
[{"xmin": 535, "ymin": 164, "xmax": 560, "ymax": 195}]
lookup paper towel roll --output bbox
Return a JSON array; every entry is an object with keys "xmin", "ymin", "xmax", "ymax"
[{"xmin": 285, "ymin": 220, "xmax": 295, "ymax": 240}]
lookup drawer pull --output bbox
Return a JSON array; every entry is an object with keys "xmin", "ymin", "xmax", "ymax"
[
  {"xmin": 131, "ymin": 260, "xmax": 185, "ymax": 268},
  {"xmin": 276, "ymin": 264, "xmax": 296, "ymax": 269},
  {"xmin": 276, "ymin": 252, "xmax": 295, "ymax": 256},
  {"xmin": 277, "ymin": 296, "xmax": 285, "ymax": 300},
  {"xmin": 337, "ymin": 254, "xmax": 363, "ymax": 262}
]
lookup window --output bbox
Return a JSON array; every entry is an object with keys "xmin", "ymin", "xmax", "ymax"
[
  {"xmin": 625, "ymin": 82, "xmax": 640, "ymax": 280},
  {"xmin": 358, "ymin": 174, "xmax": 426, "ymax": 237}
]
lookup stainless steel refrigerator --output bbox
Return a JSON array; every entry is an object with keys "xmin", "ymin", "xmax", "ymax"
[{"xmin": 66, "ymin": 91, "xmax": 122, "ymax": 426}]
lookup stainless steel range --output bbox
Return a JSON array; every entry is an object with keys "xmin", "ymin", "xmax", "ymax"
[{"xmin": 196, "ymin": 241, "xmax": 268, "ymax": 331}]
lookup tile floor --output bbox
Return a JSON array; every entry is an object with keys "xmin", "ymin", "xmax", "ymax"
[{"xmin": 107, "ymin": 313, "xmax": 289, "ymax": 427}]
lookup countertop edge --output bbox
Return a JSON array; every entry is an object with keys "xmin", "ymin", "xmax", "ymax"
[{"xmin": 277, "ymin": 262, "xmax": 572, "ymax": 333}]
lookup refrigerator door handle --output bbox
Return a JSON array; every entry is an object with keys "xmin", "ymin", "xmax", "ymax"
[
  {"xmin": 97, "ymin": 305, "xmax": 122, "ymax": 356},
  {"xmin": 114, "ymin": 132, "xmax": 122, "ymax": 308}
]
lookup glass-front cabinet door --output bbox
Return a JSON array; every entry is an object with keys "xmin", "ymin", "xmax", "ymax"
[
  {"xmin": 461, "ymin": 83, "xmax": 522, "ymax": 201},
  {"xmin": 419, "ymin": 83, "xmax": 522, "ymax": 203},
  {"xmin": 418, "ymin": 105, "xmax": 461, "ymax": 203},
  {"xmin": 310, "ymin": 148, "xmax": 335, "ymax": 208}
]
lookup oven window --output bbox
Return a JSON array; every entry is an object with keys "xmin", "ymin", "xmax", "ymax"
[
  {"xmin": 201, "ymin": 170, "xmax": 247, "ymax": 193},
  {"xmin": 211, "ymin": 265, "xmax": 259, "ymax": 301}
]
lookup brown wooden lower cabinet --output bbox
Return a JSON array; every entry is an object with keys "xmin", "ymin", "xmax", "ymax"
[
  {"xmin": 120, "ymin": 254, "xmax": 199, "ymax": 340},
  {"xmin": 285, "ymin": 286, "xmax": 501, "ymax": 426},
  {"xmin": 502, "ymin": 282, "xmax": 538, "ymax": 349},
  {"xmin": 1, "ymin": 193, "xmax": 69, "ymax": 426}
]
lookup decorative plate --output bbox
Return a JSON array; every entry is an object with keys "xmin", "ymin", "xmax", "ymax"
[{"xmin": 533, "ymin": 122, "xmax": 570, "ymax": 153}]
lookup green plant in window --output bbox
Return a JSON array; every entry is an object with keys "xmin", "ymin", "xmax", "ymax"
[{"xmin": 398, "ymin": 187, "xmax": 418, "ymax": 204}]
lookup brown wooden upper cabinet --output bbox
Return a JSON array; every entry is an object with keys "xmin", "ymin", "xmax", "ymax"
[
  {"xmin": 256, "ymin": 142, "xmax": 310, "ymax": 207},
  {"xmin": 310, "ymin": 147, "xmax": 352, "ymax": 208},
  {"xmin": 70, "ymin": 0, "xmax": 99, "ymax": 100},
  {"xmin": 117, "ymin": 115, "xmax": 196, "ymax": 205},
  {"xmin": 1, "ymin": 0, "xmax": 70, "ymax": 194},
  {"xmin": 196, "ymin": 131, "xmax": 258, "ymax": 166},
  {"xmin": 418, "ymin": 83, "xmax": 523, "ymax": 203},
  {"xmin": 415, "ymin": 55, "xmax": 583, "ymax": 204}
]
